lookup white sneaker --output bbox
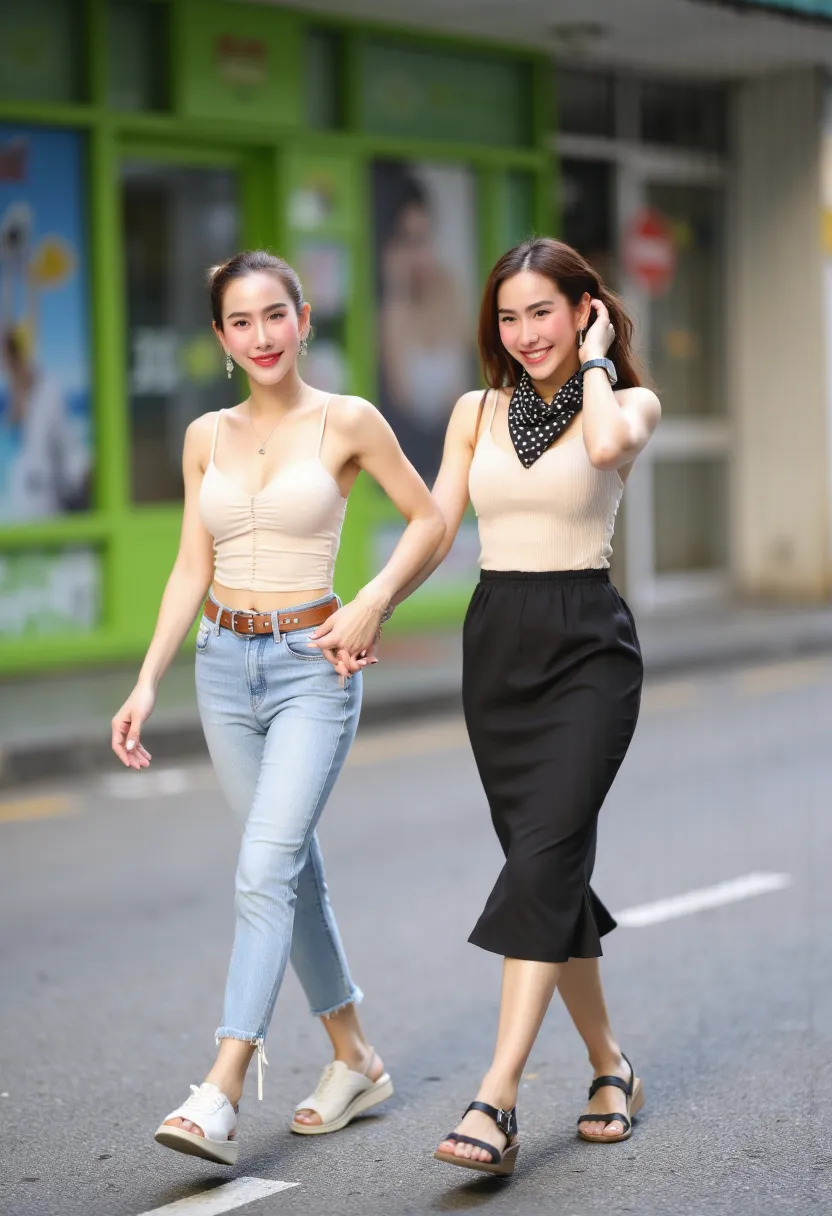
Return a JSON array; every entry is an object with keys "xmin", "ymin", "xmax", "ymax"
[{"xmin": 154, "ymin": 1082, "xmax": 239, "ymax": 1166}]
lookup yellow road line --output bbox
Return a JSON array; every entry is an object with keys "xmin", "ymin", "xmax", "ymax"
[
  {"xmin": 735, "ymin": 656, "xmax": 832, "ymax": 698},
  {"xmin": 0, "ymin": 794, "xmax": 73, "ymax": 823},
  {"xmin": 9, "ymin": 658, "xmax": 813, "ymax": 812},
  {"xmin": 349, "ymin": 683, "xmax": 707, "ymax": 767},
  {"xmin": 641, "ymin": 680, "xmax": 701, "ymax": 713},
  {"xmin": 348, "ymin": 719, "xmax": 470, "ymax": 767}
]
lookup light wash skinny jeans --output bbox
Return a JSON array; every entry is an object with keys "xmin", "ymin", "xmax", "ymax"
[{"xmin": 195, "ymin": 592, "xmax": 363, "ymax": 1075}]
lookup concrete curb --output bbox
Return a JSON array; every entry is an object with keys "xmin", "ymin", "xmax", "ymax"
[{"xmin": 2, "ymin": 630, "xmax": 832, "ymax": 791}]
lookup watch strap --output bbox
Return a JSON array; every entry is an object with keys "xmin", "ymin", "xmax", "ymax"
[{"xmin": 580, "ymin": 357, "xmax": 617, "ymax": 386}]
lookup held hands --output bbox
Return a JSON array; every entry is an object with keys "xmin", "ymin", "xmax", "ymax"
[
  {"xmin": 579, "ymin": 298, "xmax": 615, "ymax": 365},
  {"xmin": 306, "ymin": 595, "xmax": 385, "ymax": 679},
  {"xmin": 111, "ymin": 684, "xmax": 155, "ymax": 769}
]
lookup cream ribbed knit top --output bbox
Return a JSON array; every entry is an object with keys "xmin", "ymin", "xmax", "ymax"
[{"xmin": 469, "ymin": 389, "xmax": 624, "ymax": 572}]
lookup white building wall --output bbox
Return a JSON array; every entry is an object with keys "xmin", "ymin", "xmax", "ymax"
[{"xmin": 730, "ymin": 69, "xmax": 831, "ymax": 600}]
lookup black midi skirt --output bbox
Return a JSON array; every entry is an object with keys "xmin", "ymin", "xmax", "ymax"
[{"xmin": 462, "ymin": 569, "xmax": 643, "ymax": 964}]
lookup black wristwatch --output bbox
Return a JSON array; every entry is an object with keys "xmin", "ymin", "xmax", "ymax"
[{"xmin": 579, "ymin": 357, "xmax": 617, "ymax": 386}]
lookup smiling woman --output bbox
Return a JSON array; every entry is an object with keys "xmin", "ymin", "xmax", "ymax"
[
  {"xmin": 379, "ymin": 236, "xmax": 661, "ymax": 1176},
  {"xmin": 109, "ymin": 248, "xmax": 445, "ymax": 1167}
]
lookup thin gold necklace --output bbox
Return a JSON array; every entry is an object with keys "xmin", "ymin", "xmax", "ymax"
[{"xmin": 247, "ymin": 385, "xmax": 305, "ymax": 455}]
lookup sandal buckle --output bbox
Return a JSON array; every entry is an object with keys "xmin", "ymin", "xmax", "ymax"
[{"xmin": 495, "ymin": 1108, "xmax": 513, "ymax": 1136}]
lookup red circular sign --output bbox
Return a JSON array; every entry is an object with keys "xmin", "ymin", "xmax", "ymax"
[{"xmin": 624, "ymin": 207, "xmax": 677, "ymax": 297}]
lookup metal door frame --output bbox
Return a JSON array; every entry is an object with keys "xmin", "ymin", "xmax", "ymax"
[{"xmin": 555, "ymin": 120, "xmax": 731, "ymax": 614}]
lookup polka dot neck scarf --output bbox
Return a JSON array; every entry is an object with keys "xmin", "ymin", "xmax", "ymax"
[{"xmin": 508, "ymin": 369, "xmax": 583, "ymax": 469}]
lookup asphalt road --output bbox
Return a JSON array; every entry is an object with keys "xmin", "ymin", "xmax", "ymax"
[{"xmin": 1, "ymin": 654, "xmax": 830, "ymax": 1216}]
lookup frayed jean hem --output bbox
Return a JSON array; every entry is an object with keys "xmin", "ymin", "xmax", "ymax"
[
  {"xmin": 215, "ymin": 1027, "xmax": 263, "ymax": 1043},
  {"xmin": 310, "ymin": 984, "xmax": 364, "ymax": 1019}
]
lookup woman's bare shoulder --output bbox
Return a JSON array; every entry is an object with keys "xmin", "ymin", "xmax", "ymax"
[
  {"xmin": 183, "ymin": 410, "xmax": 224, "ymax": 467},
  {"xmin": 453, "ymin": 386, "xmax": 506, "ymax": 421},
  {"xmin": 325, "ymin": 394, "xmax": 381, "ymax": 433}
]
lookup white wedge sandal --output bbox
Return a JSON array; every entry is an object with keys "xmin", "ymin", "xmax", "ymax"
[
  {"xmin": 290, "ymin": 1050, "xmax": 394, "ymax": 1135},
  {"xmin": 154, "ymin": 1082, "xmax": 239, "ymax": 1166}
]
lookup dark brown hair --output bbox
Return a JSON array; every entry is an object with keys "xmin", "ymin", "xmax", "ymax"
[
  {"xmin": 207, "ymin": 250, "xmax": 304, "ymax": 328},
  {"xmin": 478, "ymin": 237, "xmax": 643, "ymax": 391}
]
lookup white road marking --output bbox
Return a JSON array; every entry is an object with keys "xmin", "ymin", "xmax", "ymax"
[
  {"xmin": 100, "ymin": 768, "xmax": 193, "ymax": 799},
  {"xmin": 614, "ymin": 871, "xmax": 792, "ymax": 928},
  {"xmin": 137, "ymin": 1176, "xmax": 297, "ymax": 1215}
]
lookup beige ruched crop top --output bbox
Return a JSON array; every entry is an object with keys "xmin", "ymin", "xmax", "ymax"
[
  {"xmin": 468, "ymin": 390, "xmax": 624, "ymax": 571},
  {"xmin": 198, "ymin": 397, "xmax": 347, "ymax": 592}
]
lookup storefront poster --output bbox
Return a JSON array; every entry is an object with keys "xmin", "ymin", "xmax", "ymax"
[
  {"xmin": 0, "ymin": 125, "xmax": 92, "ymax": 522},
  {"xmin": 372, "ymin": 160, "xmax": 478, "ymax": 486}
]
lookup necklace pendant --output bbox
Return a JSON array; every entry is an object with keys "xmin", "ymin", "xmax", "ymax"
[{"xmin": 258, "ymin": 447, "xmax": 266, "ymax": 455}]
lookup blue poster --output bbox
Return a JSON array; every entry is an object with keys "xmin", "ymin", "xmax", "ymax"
[{"xmin": 0, "ymin": 125, "xmax": 92, "ymax": 522}]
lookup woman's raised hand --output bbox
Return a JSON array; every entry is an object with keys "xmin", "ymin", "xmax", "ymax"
[{"xmin": 580, "ymin": 298, "xmax": 615, "ymax": 363}]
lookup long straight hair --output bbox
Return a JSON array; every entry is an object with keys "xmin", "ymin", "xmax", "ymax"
[{"xmin": 477, "ymin": 237, "xmax": 643, "ymax": 391}]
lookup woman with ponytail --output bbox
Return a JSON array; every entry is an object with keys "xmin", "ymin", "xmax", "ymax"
[
  {"xmin": 110, "ymin": 250, "xmax": 444, "ymax": 1166},
  {"xmin": 385, "ymin": 237, "xmax": 660, "ymax": 1176}
]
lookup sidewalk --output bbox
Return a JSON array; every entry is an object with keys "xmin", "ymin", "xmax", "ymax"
[{"xmin": 2, "ymin": 598, "xmax": 832, "ymax": 789}]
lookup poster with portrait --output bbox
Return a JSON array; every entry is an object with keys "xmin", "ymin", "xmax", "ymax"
[
  {"xmin": 372, "ymin": 160, "xmax": 478, "ymax": 486},
  {"xmin": 0, "ymin": 125, "xmax": 92, "ymax": 522}
]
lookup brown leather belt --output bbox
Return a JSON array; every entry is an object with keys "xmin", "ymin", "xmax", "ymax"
[{"xmin": 203, "ymin": 596, "xmax": 337, "ymax": 636}]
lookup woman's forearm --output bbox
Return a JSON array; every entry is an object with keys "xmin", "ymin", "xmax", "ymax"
[
  {"xmin": 357, "ymin": 512, "xmax": 445, "ymax": 611},
  {"xmin": 580, "ymin": 367, "xmax": 630, "ymax": 463},
  {"xmin": 136, "ymin": 564, "xmax": 212, "ymax": 692},
  {"xmin": 387, "ymin": 532, "xmax": 454, "ymax": 609}
]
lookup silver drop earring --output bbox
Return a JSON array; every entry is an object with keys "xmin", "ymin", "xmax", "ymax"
[
  {"xmin": 225, "ymin": 353, "xmax": 233, "ymax": 379},
  {"xmin": 299, "ymin": 336, "xmax": 308, "ymax": 358},
  {"xmin": 577, "ymin": 328, "xmax": 586, "ymax": 349}
]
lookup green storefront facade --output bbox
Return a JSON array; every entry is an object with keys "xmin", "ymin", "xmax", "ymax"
[{"xmin": 0, "ymin": 0, "xmax": 552, "ymax": 674}]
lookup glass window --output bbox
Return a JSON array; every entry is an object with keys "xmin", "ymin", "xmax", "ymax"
[
  {"xmin": 643, "ymin": 182, "xmax": 724, "ymax": 418},
  {"xmin": 0, "ymin": 547, "xmax": 102, "ymax": 637},
  {"xmin": 556, "ymin": 68, "xmax": 615, "ymax": 137},
  {"xmin": 360, "ymin": 40, "xmax": 531, "ymax": 147},
  {"xmin": 0, "ymin": 0, "xmax": 85, "ymax": 105},
  {"xmin": 497, "ymin": 171, "xmax": 535, "ymax": 251},
  {"xmin": 306, "ymin": 29, "xmax": 344, "ymax": 130},
  {"xmin": 560, "ymin": 159, "xmax": 616, "ymax": 289},
  {"xmin": 121, "ymin": 161, "xmax": 239, "ymax": 504},
  {"xmin": 653, "ymin": 458, "xmax": 729, "ymax": 574},
  {"xmin": 108, "ymin": 0, "xmax": 169, "ymax": 112},
  {"xmin": 640, "ymin": 80, "xmax": 727, "ymax": 154}
]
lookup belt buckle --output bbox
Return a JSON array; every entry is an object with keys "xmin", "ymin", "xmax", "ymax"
[{"xmin": 230, "ymin": 610, "xmax": 255, "ymax": 637}]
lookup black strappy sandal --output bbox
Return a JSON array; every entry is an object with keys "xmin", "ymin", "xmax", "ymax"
[
  {"xmin": 433, "ymin": 1101, "xmax": 520, "ymax": 1177},
  {"xmin": 577, "ymin": 1054, "xmax": 644, "ymax": 1143}
]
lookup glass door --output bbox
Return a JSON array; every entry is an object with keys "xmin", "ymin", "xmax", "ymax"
[
  {"xmin": 617, "ymin": 167, "xmax": 730, "ymax": 613},
  {"xmin": 120, "ymin": 153, "xmax": 242, "ymax": 504}
]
